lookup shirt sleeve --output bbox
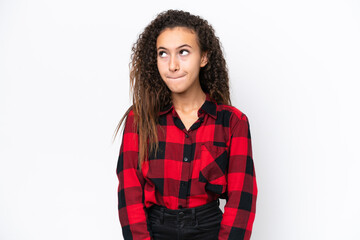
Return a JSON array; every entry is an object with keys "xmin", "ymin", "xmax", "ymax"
[
  {"xmin": 218, "ymin": 112, "xmax": 258, "ymax": 240},
  {"xmin": 116, "ymin": 109, "xmax": 152, "ymax": 240}
]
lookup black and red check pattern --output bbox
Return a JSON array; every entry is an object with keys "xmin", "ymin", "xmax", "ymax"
[{"xmin": 116, "ymin": 92, "xmax": 258, "ymax": 240}]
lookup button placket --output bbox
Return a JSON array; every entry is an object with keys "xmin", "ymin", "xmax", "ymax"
[{"xmin": 179, "ymin": 129, "xmax": 192, "ymax": 206}]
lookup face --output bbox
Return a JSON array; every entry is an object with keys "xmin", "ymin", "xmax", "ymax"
[{"xmin": 156, "ymin": 27, "xmax": 208, "ymax": 95}]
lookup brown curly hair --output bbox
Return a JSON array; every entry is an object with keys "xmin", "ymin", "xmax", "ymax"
[{"xmin": 112, "ymin": 9, "xmax": 232, "ymax": 171}]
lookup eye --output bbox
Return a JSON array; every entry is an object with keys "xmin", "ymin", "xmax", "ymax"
[
  {"xmin": 179, "ymin": 49, "xmax": 189, "ymax": 56},
  {"xmin": 158, "ymin": 51, "xmax": 167, "ymax": 58}
]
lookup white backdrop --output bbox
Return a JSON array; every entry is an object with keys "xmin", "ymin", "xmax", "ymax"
[{"xmin": 1, "ymin": 0, "xmax": 359, "ymax": 239}]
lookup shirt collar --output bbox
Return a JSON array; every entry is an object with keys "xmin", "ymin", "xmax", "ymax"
[{"xmin": 159, "ymin": 92, "xmax": 218, "ymax": 119}]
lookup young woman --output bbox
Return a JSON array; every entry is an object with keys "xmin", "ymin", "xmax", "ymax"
[{"xmin": 114, "ymin": 9, "xmax": 258, "ymax": 240}]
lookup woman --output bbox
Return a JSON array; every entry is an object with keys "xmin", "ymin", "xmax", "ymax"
[{"xmin": 114, "ymin": 9, "xmax": 258, "ymax": 240}]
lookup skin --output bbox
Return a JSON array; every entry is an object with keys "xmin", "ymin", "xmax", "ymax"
[{"xmin": 156, "ymin": 27, "xmax": 208, "ymax": 131}]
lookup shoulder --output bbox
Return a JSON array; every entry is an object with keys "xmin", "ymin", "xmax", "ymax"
[
  {"xmin": 128, "ymin": 107, "xmax": 135, "ymax": 117},
  {"xmin": 124, "ymin": 107, "xmax": 135, "ymax": 124},
  {"xmin": 217, "ymin": 103, "xmax": 250, "ymax": 137},
  {"xmin": 217, "ymin": 103, "xmax": 249, "ymax": 123},
  {"xmin": 123, "ymin": 106, "xmax": 138, "ymax": 133}
]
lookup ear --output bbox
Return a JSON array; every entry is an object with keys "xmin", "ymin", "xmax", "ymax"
[{"xmin": 200, "ymin": 51, "xmax": 208, "ymax": 68}]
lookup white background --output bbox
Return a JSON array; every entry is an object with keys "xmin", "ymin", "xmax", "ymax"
[{"xmin": 1, "ymin": 0, "xmax": 359, "ymax": 239}]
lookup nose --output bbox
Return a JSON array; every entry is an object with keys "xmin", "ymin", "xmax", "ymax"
[{"xmin": 169, "ymin": 55, "xmax": 179, "ymax": 72}]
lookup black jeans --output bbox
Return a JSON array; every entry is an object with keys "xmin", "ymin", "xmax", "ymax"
[{"xmin": 146, "ymin": 199, "xmax": 222, "ymax": 240}]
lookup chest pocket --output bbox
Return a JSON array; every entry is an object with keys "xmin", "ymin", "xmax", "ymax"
[{"xmin": 199, "ymin": 143, "xmax": 228, "ymax": 195}]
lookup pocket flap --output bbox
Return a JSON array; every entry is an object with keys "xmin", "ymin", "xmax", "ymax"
[{"xmin": 199, "ymin": 143, "xmax": 228, "ymax": 195}]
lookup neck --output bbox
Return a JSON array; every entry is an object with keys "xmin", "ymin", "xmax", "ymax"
[{"xmin": 171, "ymin": 87, "xmax": 206, "ymax": 114}]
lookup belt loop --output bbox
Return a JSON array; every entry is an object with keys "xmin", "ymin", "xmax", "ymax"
[{"xmin": 160, "ymin": 208, "xmax": 164, "ymax": 224}]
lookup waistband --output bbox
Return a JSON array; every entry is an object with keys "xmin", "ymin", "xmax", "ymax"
[{"xmin": 148, "ymin": 198, "xmax": 220, "ymax": 215}]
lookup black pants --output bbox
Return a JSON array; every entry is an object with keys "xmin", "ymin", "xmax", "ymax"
[{"xmin": 146, "ymin": 199, "xmax": 222, "ymax": 240}]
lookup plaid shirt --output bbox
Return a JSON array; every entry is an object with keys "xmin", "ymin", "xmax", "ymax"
[{"xmin": 116, "ymin": 92, "xmax": 258, "ymax": 240}]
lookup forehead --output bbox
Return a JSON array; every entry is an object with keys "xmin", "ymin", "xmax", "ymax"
[{"xmin": 156, "ymin": 27, "xmax": 199, "ymax": 49}]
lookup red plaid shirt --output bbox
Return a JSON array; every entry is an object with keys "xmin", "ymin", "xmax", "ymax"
[{"xmin": 116, "ymin": 92, "xmax": 258, "ymax": 240}]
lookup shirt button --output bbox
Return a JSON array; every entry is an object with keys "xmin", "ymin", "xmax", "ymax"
[
  {"xmin": 185, "ymin": 134, "xmax": 189, "ymax": 138},
  {"xmin": 184, "ymin": 157, "xmax": 188, "ymax": 162},
  {"xmin": 178, "ymin": 205, "xmax": 183, "ymax": 209}
]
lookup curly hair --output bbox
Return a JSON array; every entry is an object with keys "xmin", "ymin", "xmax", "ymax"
[{"xmin": 113, "ymin": 9, "xmax": 231, "ymax": 171}]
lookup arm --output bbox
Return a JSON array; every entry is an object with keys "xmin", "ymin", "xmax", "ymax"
[
  {"xmin": 116, "ymin": 109, "xmax": 152, "ymax": 240},
  {"xmin": 218, "ymin": 112, "xmax": 258, "ymax": 240}
]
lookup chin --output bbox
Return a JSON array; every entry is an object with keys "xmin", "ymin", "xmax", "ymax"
[
  {"xmin": 163, "ymin": 83, "xmax": 183, "ymax": 93},
  {"xmin": 169, "ymin": 88, "xmax": 186, "ymax": 94}
]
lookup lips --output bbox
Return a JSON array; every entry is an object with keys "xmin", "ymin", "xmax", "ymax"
[{"xmin": 167, "ymin": 75, "xmax": 186, "ymax": 79}]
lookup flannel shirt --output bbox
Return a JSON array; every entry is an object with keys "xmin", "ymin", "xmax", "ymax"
[{"xmin": 116, "ymin": 92, "xmax": 258, "ymax": 240}]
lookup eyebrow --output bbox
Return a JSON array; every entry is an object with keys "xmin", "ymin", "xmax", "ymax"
[{"xmin": 157, "ymin": 44, "xmax": 192, "ymax": 51}]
